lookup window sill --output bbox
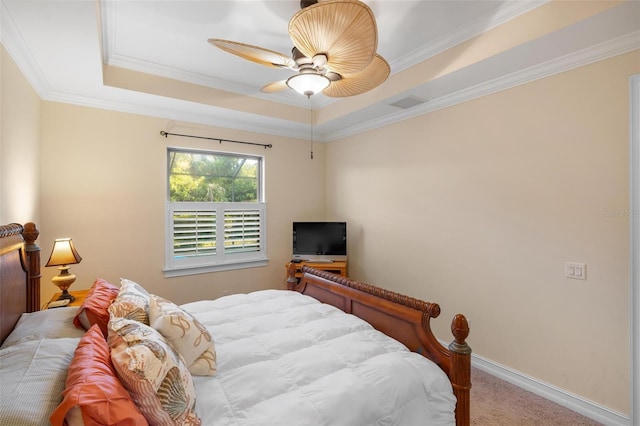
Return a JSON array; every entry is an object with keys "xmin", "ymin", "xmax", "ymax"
[{"xmin": 163, "ymin": 258, "xmax": 268, "ymax": 278}]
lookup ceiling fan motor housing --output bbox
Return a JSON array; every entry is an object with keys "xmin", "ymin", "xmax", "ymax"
[
  {"xmin": 300, "ymin": 0, "xmax": 318, "ymax": 9},
  {"xmin": 292, "ymin": 47, "xmax": 311, "ymax": 66}
]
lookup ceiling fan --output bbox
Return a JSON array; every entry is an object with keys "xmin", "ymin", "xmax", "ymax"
[{"xmin": 208, "ymin": 0, "xmax": 390, "ymax": 98}]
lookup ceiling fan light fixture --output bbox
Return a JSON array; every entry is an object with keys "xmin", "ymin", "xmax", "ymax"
[
  {"xmin": 210, "ymin": 0, "xmax": 388, "ymax": 98},
  {"xmin": 286, "ymin": 72, "xmax": 330, "ymax": 97}
]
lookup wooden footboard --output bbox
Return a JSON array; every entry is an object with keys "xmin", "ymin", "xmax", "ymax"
[{"xmin": 287, "ymin": 265, "xmax": 471, "ymax": 426}]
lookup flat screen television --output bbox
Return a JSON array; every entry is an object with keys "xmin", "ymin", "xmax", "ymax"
[{"xmin": 292, "ymin": 222, "xmax": 347, "ymax": 262}]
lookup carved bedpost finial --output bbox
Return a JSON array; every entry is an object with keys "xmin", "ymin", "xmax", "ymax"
[
  {"xmin": 449, "ymin": 314, "xmax": 471, "ymax": 355},
  {"xmin": 22, "ymin": 222, "xmax": 40, "ymax": 249},
  {"xmin": 449, "ymin": 314, "xmax": 471, "ymax": 426}
]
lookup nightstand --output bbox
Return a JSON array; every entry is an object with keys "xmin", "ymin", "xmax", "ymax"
[
  {"xmin": 285, "ymin": 261, "xmax": 347, "ymax": 279},
  {"xmin": 45, "ymin": 289, "xmax": 90, "ymax": 309}
]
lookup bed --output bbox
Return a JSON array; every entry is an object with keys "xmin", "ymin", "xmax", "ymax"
[{"xmin": 0, "ymin": 222, "xmax": 471, "ymax": 425}]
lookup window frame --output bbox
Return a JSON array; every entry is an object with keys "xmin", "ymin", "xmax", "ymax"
[{"xmin": 164, "ymin": 148, "xmax": 267, "ymax": 277}]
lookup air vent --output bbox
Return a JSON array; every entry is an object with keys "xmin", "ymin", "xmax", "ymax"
[{"xmin": 390, "ymin": 96, "xmax": 426, "ymax": 109}]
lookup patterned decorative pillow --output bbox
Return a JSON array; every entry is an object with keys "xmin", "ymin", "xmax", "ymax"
[
  {"xmin": 49, "ymin": 324, "xmax": 148, "ymax": 426},
  {"xmin": 73, "ymin": 278, "xmax": 120, "ymax": 337},
  {"xmin": 108, "ymin": 278, "xmax": 151, "ymax": 324},
  {"xmin": 149, "ymin": 295, "xmax": 216, "ymax": 376},
  {"xmin": 108, "ymin": 317, "xmax": 201, "ymax": 426}
]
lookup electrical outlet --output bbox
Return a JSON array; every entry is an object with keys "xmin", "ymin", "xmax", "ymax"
[{"xmin": 565, "ymin": 262, "xmax": 586, "ymax": 280}]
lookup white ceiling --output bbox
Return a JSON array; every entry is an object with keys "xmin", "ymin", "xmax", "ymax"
[{"xmin": 2, "ymin": 0, "xmax": 639, "ymax": 142}]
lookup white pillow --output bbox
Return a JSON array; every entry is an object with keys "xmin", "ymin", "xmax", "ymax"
[
  {"xmin": 1, "ymin": 308, "xmax": 85, "ymax": 349},
  {"xmin": 149, "ymin": 295, "xmax": 216, "ymax": 376},
  {"xmin": 108, "ymin": 278, "xmax": 151, "ymax": 324}
]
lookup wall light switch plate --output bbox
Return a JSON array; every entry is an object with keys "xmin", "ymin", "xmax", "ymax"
[{"xmin": 565, "ymin": 262, "xmax": 586, "ymax": 280}]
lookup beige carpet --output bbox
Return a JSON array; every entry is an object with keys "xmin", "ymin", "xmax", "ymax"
[{"xmin": 470, "ymin": 367, "xmax": 603, "ymax": 425}]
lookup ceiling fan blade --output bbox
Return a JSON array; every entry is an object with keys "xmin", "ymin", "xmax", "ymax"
[
  {"xmin": 323, "ymin": 54, "xmax": 390, "ymax": 97},
  {"xmin": 261, "ymin": 80, "xmax": 289, "ymax": 93},
  {"xmin": 289, "ymin": 0, "xmax": 377, "ymax": 75},
  {"xmin": 208, "ymin": 39, "xmax": 295, "ymax": 69}
]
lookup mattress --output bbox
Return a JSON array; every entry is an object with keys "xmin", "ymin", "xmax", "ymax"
[
  {"xmin": 0, "ymin": 289, "xmax": 457, "ymax": 425},
  {"xmin": 0, "ymin": 337, "xmax": 80, "ymax": 425},
  {"xmin": 183, "ymin": 289, "xmax": 456, "ymax": 425}
]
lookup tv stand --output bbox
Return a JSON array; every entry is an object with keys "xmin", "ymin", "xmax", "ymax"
[{"xmin": 285, "ymin": 260, "xmax": 347, "ymax": 280}]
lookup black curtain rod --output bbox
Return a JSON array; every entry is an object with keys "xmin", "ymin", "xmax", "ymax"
[{"xmin": 160, "ymin": 131, "xmax": 273, "ymax": 149}]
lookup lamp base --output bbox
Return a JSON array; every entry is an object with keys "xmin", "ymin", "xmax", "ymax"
[
  {"xmin": 56, "ymin": 289, "xmax": 76, "ymax": 303},
  {"xmin": 52, "ymin": 266, "xmax": 77, "ymax": 303}
]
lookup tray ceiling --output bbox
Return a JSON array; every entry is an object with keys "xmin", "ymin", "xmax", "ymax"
[{"xmin": 2, "ymin": 0, "xmax": 639, "ymax": 141}]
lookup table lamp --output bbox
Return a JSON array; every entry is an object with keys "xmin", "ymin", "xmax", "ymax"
[{"xmin": 45, "ymin": 238, "xmax": 82, "ymax": 302}]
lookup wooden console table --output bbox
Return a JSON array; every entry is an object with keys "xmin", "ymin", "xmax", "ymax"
[{"xmin": 285, "ymin": 261, "xmax": 347, "ymax": 279}]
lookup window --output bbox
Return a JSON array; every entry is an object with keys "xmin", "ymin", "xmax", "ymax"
[{"xmin": 164, "ymin": 148, "xmax": 266, "ymax": 277}]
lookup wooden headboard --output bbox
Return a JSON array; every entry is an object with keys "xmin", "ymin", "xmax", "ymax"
[
  {"xmin": 287, "ymin": 265, "xmax": 472, "ymax": 426},
  {"xmin": 0, "ymin": 222, "xmax": 41, "ymax": 344}
]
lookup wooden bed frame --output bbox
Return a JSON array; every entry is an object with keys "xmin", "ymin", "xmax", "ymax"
[
  {"xmin": 287, "ymin": 265, "xmax": 471, "ymax": 426},
  {"xmin": 0, "ymin": 223, "xmax": 471, "ymax": 426},
  {"xmin": 0, "ymin": 222, "xmax": 41, "ymax": 344}
]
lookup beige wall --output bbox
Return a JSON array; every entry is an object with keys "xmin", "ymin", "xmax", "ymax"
[
  {"xmin": 0, "ymin": 45, "xmax": 40, "ymax": 225},
  {"xmin": 325, "ymin": 50, "xmax": 639, "ymax": 414},
  {"xmin": 3, "ymin": 36, "xmax": 637, "ymax": 417},
  {"xmin": 39, "ymin": 104, "xmax": 325, "ymax": 305}
]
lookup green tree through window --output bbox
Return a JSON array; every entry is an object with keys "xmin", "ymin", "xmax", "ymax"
[{"xmin": 169, "ymin": 151, "xmax": 258, "ymax": 202}]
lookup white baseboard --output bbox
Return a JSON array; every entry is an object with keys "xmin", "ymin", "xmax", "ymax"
[{"xmin": 471, "ymin": 354, "xmax": 629, "ymax": 426}]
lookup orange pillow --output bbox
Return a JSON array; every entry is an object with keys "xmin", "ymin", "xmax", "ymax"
[
  {"xmin": 73, "ymin": 278, "xmax": 120, "ymax": 337},
  {"xmin": 50, "ymin": 324, "xmax": 148, "ymax": 426}
]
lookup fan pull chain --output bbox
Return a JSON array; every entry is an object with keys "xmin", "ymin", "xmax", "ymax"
[{"xmin": 309, "ymin": 101, "xmax": 314, "ymax": 160}]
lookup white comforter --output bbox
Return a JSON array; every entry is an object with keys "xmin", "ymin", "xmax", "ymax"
[{"xmin": 183, "ymin": 290, "xmax": 456, "ymax": 426}]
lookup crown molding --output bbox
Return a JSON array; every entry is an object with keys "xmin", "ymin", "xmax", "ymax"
[
  {"xmin": 40, "ymin": 30, "xmax": 640, "ymax": 143},
  {"xmin": 98, "ymin": 0, "xmax": 331, "ymax": 111},
  {"xmin": 324, "ymin": 31, "xmax": 640, "ymax": 142},
  {"xmin": 0, "ymin": 1, "xmax": 51, "ymax": 98},
  {"xmin": 390, "ymin": 1, "xmax": 548, "ymax": 73},
  {"xmin": 43, "ymin": 90, "xmax": 306, "ymax": 141},
  {"xmin": 3, "ymin": 0, "xmax": 638, "ymax": 143}
]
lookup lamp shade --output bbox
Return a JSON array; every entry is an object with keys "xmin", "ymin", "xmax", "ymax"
[
  {"xmin": 286, "ymin": 72, "xmax": 330, "ymax": 97},
  {"xmin": 46, "ymin": 238, "xmax": 82, "ymax": 267}
]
